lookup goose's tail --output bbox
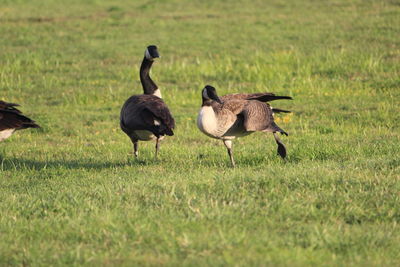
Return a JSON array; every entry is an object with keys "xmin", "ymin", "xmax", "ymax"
[
  {"xmin": 151, "ymin": 124, "xmax": 174, "ymax": 138},
  {"xmin": 249, "ymin": 95, "xmax": 292, "ymax": 102},
  {"xmin": 18, "ymin": 114, "xmax": 40, "ymax": 129},
  {"xmin": 160, "ymin": 124, "xmax": 174, "ymax": 136},
  {"xmin": 272, "ymin": 108, "xmax": 291, "ymax": 113}
]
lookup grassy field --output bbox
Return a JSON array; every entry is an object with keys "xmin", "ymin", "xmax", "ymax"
[{"xmin": 0, "ymin": 0, "xmax": 399, "ymax": 265}]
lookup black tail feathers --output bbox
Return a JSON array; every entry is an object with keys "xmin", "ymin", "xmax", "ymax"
[
  {"xmin": 20, "ymin": 114, "xmax": 40, "ymax": 129},
  {"xmin": 272, "ymin": 108, "xmax": 291, "ymax": 113},
  {"xmin": 164, "ymin": 128, "xmax": 174, "ymax": 136},
  {"xmin": 250, "ymin": 95, "xmax": 292, "ymax": 102},
  {"xmin": 151, "ymin": 125, "xmax": 174, "ymax": 137}
]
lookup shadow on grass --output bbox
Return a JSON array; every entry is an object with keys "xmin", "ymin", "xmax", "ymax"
[
  {"xmin": 0, "ymin": 156, "xmax": 158, "ymax": 171},
  {"xmin": 0, "ymin": 152, "xmax": 302, "ymax": 171},
  {"xmin": 195, "ymin": 153, "xmax": 301, "ymax": 168}
]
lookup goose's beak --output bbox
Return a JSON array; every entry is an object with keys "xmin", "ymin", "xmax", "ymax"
[
  {"xmin": 153, "ymin": 51, "xmax": 160, "ymax": 59},
  {"xmin": 211, "ymin": 95, "xmax": 222, "ymax": 104},
  {"xmin": 208, "ymin": 90, "xmax": 222, "ymax": 104}
]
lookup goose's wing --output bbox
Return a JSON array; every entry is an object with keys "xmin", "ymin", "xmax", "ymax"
[
  {"xmin": 241, "ymin": 101, "xmax": 274, "ymax": 131},
  {"xmin": 221, "ymin": 93, "xmax": 271, "ymax": 101},
  {"xmin": 222, "ymin": 93, "xmax": 292, "ymax": 102},
  {"xmin": 121, "ymin": 95, "xmax": 175, "ymax": 136},
  {"xmin": 208, "ymin": 104, "xmax": 237, "ymax": 134},
  {"xmin": 0, "ymin": 100, "xmax": 22, "ymax": 113},
  {"xmin": 142, "ymin": 97, "xmax": 175, "ymax": 134},
  {"xmin": 221, "ymin": 99, "xmax": 247, "ymax": 115},
  {"xmin": 220, "ymin": 99, "xmax": 282, "ymax": 131},
  {"xmin": 241, "ymin": 101, "xmax": 288, "ymax": 135},
  {"xmin": 209, "ymin": 100, "xmax": 247, "ymax": 135},
  {"xmin": 0, "ymin": 110, "xmax": 40, "ymax": 131}
]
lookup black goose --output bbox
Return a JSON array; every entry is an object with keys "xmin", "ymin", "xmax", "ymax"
[
  {"xmin": 197, "ymin": 85, "xmax": 291, "ymax": 167},
  {"xmin": 120, "ymin": 45, "xmax": 175, "ymax": 158},
  {"xmin": 0, "ymin": 100, "xmax": 40, "ymax": 142}
]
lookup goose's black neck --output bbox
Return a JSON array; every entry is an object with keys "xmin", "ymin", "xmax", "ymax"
[
  {"xmin": 202, "ymin": 98, "xmax": 213, "ymax": 107},
  {"xmin": 140, "ymin": 57, "xmax": 158, "ymax": 95}
]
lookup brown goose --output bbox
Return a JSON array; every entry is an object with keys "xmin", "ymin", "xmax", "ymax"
[
  {"xmin": 197, "ymin": 85, "xmax": 291, "ymax": 167},
  {"xmin": 120, "ymin": 45, "xmax": 175, "ymax": 158},
  {"xmin": 0, "ymin": 100, "xmax": 40, "ymax": 142}
]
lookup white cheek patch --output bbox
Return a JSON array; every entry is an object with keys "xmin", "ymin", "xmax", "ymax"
[
  {"xmin": 202, "ymin": 89, "xmax": 210, "ymax": 99},
  {"xmin": 154, "ymin": 119, "xmax": 160, "ymax": 126},
  {"xmin": 145, "ymin": 49, "xmax": 152, "ymax": 60}
]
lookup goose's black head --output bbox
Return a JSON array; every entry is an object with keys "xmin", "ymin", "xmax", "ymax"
[
  {"xmin": 145, "ymin": 45, "xmax": 160, "ymax": 61},
  {"xmin": 202, "ymin": 85, "xmax": 222, "ymax": 104}
]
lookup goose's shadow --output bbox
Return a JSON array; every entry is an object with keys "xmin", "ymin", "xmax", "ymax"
[
  {"xmin": 0, "ymin": 156, "xmax": 156, "ymax": 171},
  {"xmin": 195, "ymin": 153, "xmax": 299, "ymax": 168}
]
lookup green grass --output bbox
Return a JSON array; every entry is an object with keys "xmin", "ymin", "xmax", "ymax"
[{"xmin": 0, "ymin": 0, "xmax": 399, "ymax": 265}]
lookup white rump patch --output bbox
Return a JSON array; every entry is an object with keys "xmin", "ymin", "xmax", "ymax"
[
  {"xmin": 0, "ymin": 129, "xmax": 15, "ymax": 142},
  {"xmin": 154, "ymin": 119, "xmax": 160, "ymax": 126}
]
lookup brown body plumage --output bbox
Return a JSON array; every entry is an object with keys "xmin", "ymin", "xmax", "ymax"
[
  {"xmin": 197, "ymin": 85, "xmax": 291, "ymax": 167},
  {"xmin": 0, "ymin": 100, "xmax": 40, "ymax": 142}
]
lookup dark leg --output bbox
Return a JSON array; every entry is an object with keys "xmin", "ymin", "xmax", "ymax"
[
  {"xmin": 223, "ymin": 140, "xmax": 235, "ymax": 167},
  {"xmin": 130, "ymin": 137, "xmax": 139, "ymax": 158},
  {"xmin": 273, "ymin": 132, "xmax": 287, "ymax": 159},
  {"xmin": 155, "ymin": 138, "xmax": 160, "ymax": 158},
  {"xmin": 133, "ymin": 141, "xmax": 139, "ymax": 158}
]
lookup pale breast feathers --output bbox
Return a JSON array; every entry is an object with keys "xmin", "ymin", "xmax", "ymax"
[{"xmin": 197, "ymin": 105, "xmax": 236, "ymax": 138}]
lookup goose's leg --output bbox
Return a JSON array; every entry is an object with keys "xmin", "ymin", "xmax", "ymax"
[
  {"xmin": 223, "ymin": 140, "xmax": 235, "ymax": 167},
  {"xmin": 129, "ymin": 137, "xmax": 139, "ymax": 158},
  {"xmin": 273, "ymin": 132, "xmax": 287, "ymax": 159},
  {"xmin": 133, "ymin": 141, "xmax": 139, "ymax": 158},
  {"xmin": 155, "ymin": 138, "xmax": 160, "ymax": 158}
]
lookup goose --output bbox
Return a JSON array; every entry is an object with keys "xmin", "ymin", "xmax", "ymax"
[
  {"xmin": 197, "ymin": 85, "xmax": 292, "ymax": 167},
  {"xmin": 120, "ymin": 45, "xmax": 175, "ymax": 158},
  {"xmin": 0, "ymin": 100, "xmax": 40, "ymax": 142}
]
